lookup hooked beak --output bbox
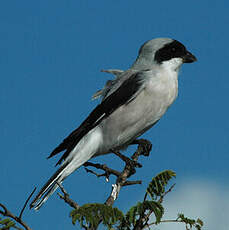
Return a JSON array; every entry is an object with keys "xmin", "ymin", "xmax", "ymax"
[{"xmin": 182, "ymin": 51, "xmax": 197, "ymax": 63}]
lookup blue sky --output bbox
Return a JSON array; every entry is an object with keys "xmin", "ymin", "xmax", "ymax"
[{"xmin": 1, "ymin": 1, "xmax": 229, "ymax": 229}]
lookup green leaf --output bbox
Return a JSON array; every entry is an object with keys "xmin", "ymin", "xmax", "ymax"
[
  {"xmin": 0, "ymin": 218, "xmax": 11, "ymax": 225},
  {"xmin": 146, "ymin": 170, "xmax": 176, "ymax": 200},
  {"xmin": 125, "ymin": 201, "xmax": 164, "ymax": 227},
  {"xmin": 177, "ymin": 213, "xmax": 204, "ymax": 230},
  {"xmin": 5, "ymin": 220, "xmax": 15, "ymax": 228},
  {"xmin": 178, "ymin": 213, "xmax": 195, "ymax": 225},
  {"xmin": 196, "ymin": 218, "xmax": 204, "ymax": 226},
  {"xmin": 70, "ymin": 203, "xmax": 124, "ymax": 229},
  {"xmin": 0, "ymin": 218, "xmax": 15, "ymax": 230}
]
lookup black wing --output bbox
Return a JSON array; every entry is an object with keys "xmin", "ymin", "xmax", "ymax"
[{"xmin": 48, "ymin": 71, "xmax": 144, "ymax": 166}]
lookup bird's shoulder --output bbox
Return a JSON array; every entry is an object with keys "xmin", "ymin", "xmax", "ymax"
[{"xmin": 47, "ymin": 69, "xmax": 147, "ymax": 165}]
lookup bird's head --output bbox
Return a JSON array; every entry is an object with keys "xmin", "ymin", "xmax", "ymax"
[{"xmin": 132, "ymin": 38, "xmax": 197, "ymax": 71}]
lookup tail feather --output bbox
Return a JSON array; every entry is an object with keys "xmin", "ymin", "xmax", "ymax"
[
  {"xmin": 30, "ymin": 163, "xmax": 68, "ymax": 210},
  {"xmin": 33, "ymin": 181, "xmax": 60, "ymax": 210},
  {"xmin": 30, "ymin": 127, "xmax": 103, "ymax": 210}
]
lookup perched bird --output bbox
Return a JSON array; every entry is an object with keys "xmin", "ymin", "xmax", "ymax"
[{"xmin": 30, "ymin": 38, "xmax": 196, "ymax": 210}]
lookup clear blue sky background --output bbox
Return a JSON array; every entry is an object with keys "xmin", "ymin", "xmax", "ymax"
[{"xmin": 1, "ymin": 1, "xmax": 229, "ymax": 230}]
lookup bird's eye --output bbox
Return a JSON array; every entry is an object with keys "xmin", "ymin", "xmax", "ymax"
[{"xmin": 171, "ymin": 47, "xmax": 176, "ymax": 52}]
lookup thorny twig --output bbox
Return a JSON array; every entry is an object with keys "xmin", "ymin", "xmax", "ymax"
[
  {"xmin": 83, "ymin": 162, "xmax": 120, "ymax": 181},
  {"xmin": 0, "ymin": 187, "xmax": 36, "ymax": 230},
  {"xmin": 105, "ymin": 139, "xmax": 152, "ymax": 206},
  {"xmin": 57, "ymin": 139, "xmax": 152, "ymax": 230},
  {"xmin": 158, "ymin": 183, "xmax": 176, "ymax": 203},
  {"xmin": 0, "ymin": 203, "xmax": 32, "ymax": 230},
  {"xmin": 19, "ymin": 187, "xmax": 36, "ymax": 219},
  {"xmin": 144, "ymin": 219, "xmax": 185, "ymax": 229},
  {"xmin": 56, "ymin": 182, "xmax": 79, "ymax": 210},
  {"xmin": 136, "ymin": 182, "xmax": 176, "ymax": 230}
]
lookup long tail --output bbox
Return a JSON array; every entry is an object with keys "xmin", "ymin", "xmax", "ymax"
[
  {"xmin": 30, "ymin": 161, "xmax": 70, "ymax": 210},
  {"xmin": 30, "ymin": 127, "xmax": 103, "ymax": 210}
]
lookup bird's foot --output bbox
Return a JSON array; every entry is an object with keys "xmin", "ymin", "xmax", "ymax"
[{"xmin": 131, "ymin": 139, "xmax": 152, "ymax": 156}]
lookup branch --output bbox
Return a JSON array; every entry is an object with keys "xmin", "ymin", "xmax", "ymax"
[
  {"xmin": 105, "ymin": 139, "xmax": 151, "ymax": 206},
  {"xmin": 19, "ymin": 187, "xmax": 36, "ymax": 219},
  {"xmin": 83, "ymin": 162, "xmax": 120, "ymax": 181},
  {"xmin": 158, "ymin": 183, "xmax": 176, "ymax": 203},
  {"xmin": 123, "ymin": 180, "xmax": 142, "ymax": 186},
  {"xmin": 146, "ymin": 217, "xmax": 203, "ymax": 230},
  {"xmin": 144, "ymin": 219, "xmax": 185, "ymax": 229},
  {"xmin": 0, "ymin": 188, "xmax": 36, "ymax": 230},
  {"xmin": 84, "ymin": 167, "xmax": 108, "ymax": 179},
  {"xmin": 135, "ymin": 181, "xmax": 176, "ymax": 229},
  {"xmin": 0, "ymin": 203, "xmax": 32, "ymax": 230},
  {"xmin": 59, "ymin": 139, "xmax": 152, "ymax": 230},
  {"xmin": 56, "ymin": 182, "xmax": 80, "ymax": 210}
]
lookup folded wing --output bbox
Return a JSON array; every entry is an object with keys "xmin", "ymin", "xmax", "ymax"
[{"xmin": 47, "ymin": 70, "xmax": 145, "ymax": 166}]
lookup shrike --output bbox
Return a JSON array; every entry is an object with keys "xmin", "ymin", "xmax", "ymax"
[{"xmin": 30, "ymin": 38, "xmax": 196, "ymax": 210}]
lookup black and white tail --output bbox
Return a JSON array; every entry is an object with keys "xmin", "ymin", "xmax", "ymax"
[
  {"xmin": 30, "ymin": 161, "xmax": 71, "ymax": 210},
  {"xmin": 30, "ymin": 127, "xmax": 103, "ymax": 210}
]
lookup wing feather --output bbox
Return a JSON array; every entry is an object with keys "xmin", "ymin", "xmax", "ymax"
[{"xmin": 48, "ymin": 70, "xmax": 145, "ymax": 165}]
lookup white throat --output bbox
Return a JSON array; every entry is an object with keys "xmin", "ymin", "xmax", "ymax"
[{"xmin": 161, "ymin": 57, "xmax": 183, "ymax": 73}]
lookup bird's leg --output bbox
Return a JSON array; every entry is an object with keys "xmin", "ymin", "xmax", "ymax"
[{"xmin": 110, "ymin": 149, "xmax": 130, "ymax": 163}]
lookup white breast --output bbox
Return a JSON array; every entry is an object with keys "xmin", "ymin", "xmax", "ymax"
[
  {"xmin": 146, "ymin": 67, "xmax": 178, "ymax": 108},
  {"xmin": 99, "ymin": 62, "xmax": 180, "ymax": 152}
]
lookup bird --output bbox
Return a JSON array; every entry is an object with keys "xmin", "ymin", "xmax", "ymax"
[{"xmin": 30, "ymin": 38, "xmax": 196, "ymax": 210}]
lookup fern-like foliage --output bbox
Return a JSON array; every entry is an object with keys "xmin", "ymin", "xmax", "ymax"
[
  {"xmin": 177, "ymin": 214, "xmax": 204, "ymax": 230},
  {"xmin": 69, "ymin": 170, "xmax": 204, "ymax": 230},
  {"xmin": 70, "ymin": 203, "xmax": 124, "ymax": 229},
  {"xmin": 124, "ymin": 200, "xmax": 164, "ymax": 227},
  {"xmin": 121, "ymin": 171, "xmax": 175, "ymax": 229},
  {"xmin": 146, "ymin": 170, "xmax": 176, "ymax": 200},
  {"xmin": 0, "ymin": 217, "xmax": 15, "ymax": 230}
]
